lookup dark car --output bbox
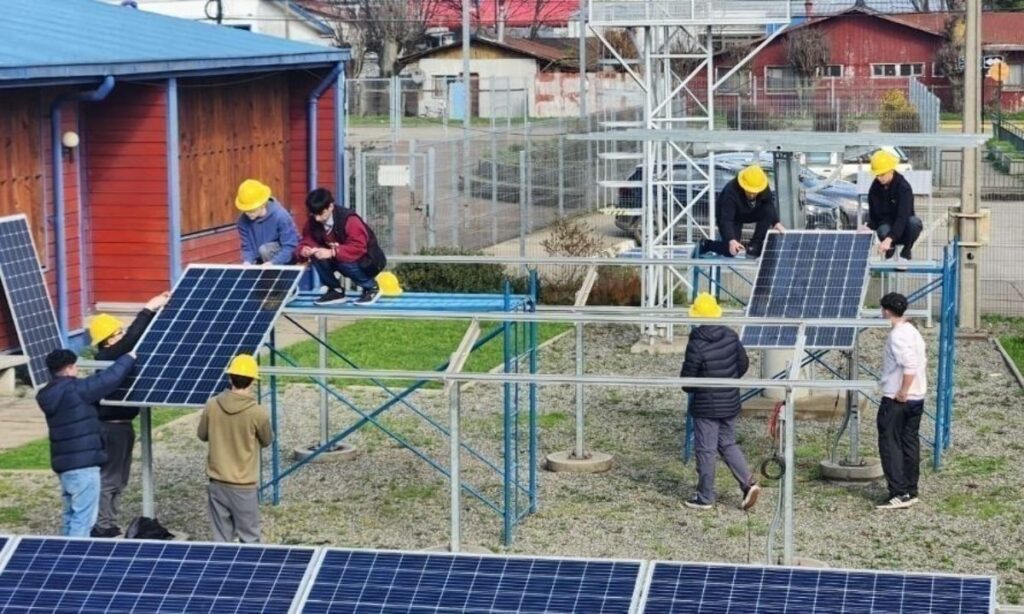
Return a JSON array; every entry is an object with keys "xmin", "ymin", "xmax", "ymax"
[{"xmin": 610, "ymin": 155, "xmax": 864, "ymax": 242}]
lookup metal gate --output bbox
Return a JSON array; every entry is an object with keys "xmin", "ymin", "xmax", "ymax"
[{"xmin": 354, "ymin": 148, "xmax": 434, "ymax": 255}]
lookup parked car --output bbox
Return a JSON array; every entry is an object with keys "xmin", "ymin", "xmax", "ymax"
[
  {"xmin": 610, "ymin": 154, "xmax": 864, "ymax": 243},
  {"xmin": 800, "ymin": 146, "xmax": 913, "ymax": 183}
]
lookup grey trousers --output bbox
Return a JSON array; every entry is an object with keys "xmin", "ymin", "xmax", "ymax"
[
  {"xmin": 257, "ymin": 242, "xmax": 282, "ymax": 264},
  {"xmin": 96, "ymin": 421, "xmax": 134, "ymax": 530},
  {"xmin": 207, "ymin": 481, "xmax": 261, "ymax": 543},
  {"xmin": 693, "ymin": 415, "xmax": 753, "ymax": 505}
]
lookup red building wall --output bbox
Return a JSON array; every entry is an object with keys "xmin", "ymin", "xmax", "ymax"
[{"xmin": 84, "ymin": 84, "xmax": 170, "ymax": 303}]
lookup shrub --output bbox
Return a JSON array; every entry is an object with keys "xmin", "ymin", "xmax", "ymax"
[
  {"xmin": 812, "ymin": 110, "xmax": 858, "ymax": 133},
  {"xmin": 588, "ymin": 267, "xmax": 642, "ymax": 306},
  {"xmin": 879, "ymin": 89, "xmax": 921, "ymax": 133},
  {"xmin": 394, "ymin": 246, "xmax": 515, "ymax": 294}
]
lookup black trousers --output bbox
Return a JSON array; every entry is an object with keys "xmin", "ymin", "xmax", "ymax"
[
  {"xmin": 876, "ymin": 397, "xmax": 924, "ymax": 498},
  {"xmin": 701, "ymin": 205, "xmax": 776, "ymax": 257}
]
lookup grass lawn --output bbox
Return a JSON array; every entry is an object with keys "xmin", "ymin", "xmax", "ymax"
[
  {"xmin": 986, "ymin": 315, "xmax": 1024, "ymax": 374},
  {"xmin": 0, "ymin": 408, "xmax": 191, "ymax": 471},
  {"xmin": 280, "ymin": 318, "xmax": 570, "ymax": 389}
]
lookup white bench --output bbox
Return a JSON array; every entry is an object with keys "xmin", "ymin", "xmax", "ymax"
[{"xmin": 0, "ymin": 354, "xmax": 29, "ymax": 394}]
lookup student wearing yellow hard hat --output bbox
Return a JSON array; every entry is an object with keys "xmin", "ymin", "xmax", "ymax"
[
  {"xmin": 197, "ymin": 354, "xmax": 272, "ymax": 543},
  {"xmin": 235, "ymin": 179, "xmax": 300, "ymax": 266},
  {"xmin": 86, "ymin": 290, "xmax": 170, "ymax": 538},
  {"xmin": 863, "ymin": 150, "xmax": 923, "ymax": 261},
  {"xmin": 680, "ymin": 293, "xmax": 760, "ymax": 512},
  {"xmin": 698, "ymin": 164, "xmax": 786, "ymax": 259}
]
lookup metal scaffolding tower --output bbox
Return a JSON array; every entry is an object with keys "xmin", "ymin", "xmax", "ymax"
[{"xmin": 586, "ymin": 1, "xmax": 791, "ymax": 339}]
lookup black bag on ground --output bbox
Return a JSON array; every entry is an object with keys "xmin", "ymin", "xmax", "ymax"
[{"xmin": 124, "ymin": 516, "xmax": 174, "ymax": 540}]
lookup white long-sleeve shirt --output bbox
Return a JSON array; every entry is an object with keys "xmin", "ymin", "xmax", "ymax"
[{"xmin": 881, "ymin": 321, "xmax": 927, "ymax": 400}]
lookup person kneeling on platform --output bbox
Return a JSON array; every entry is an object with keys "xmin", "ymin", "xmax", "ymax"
[
  {"xmin": 863, "ymin": 150, "xmax": 923, "ymax": 261},
  {"xmin": 698, "ymin": 164, "xmax": 785, "ymax": 259},
  {"xmin": 680, "ymin": 293, "xmax": 761, "ymax": 511},
  {"xmin": 295, "ymin": 187, "xmax": 387, "ymax": 306},
  {"xmin": 198, "ymin": 355, "xmax": 272, "ymax": 543},
  {"xmin": 235, "ymin": 179, "xmax": 300, "ymax": 266},
  {"xmin": 88, "ymin": 291, "xmax": 171, "ymax": 538}
]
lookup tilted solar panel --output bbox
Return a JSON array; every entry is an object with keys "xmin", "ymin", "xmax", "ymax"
[
  {"xmin": 742, "ymin": 231, "xmax": 872, "ymax": 349},
  {"xmin": 641, "ymin": 562, "xmax": 996, "ymax": 614},
  {"xmin": 299, "ymin": 549, "xmax": 645, "ymax": 613},
  {"xmin": 0, "ymin": 537, "xmax": 316, "ymax": 613},
  {"xmin": 0, "ymin": 215, "xmax": 63, "ymax": 388},
  {"xmin": 103, "ymin": 265, "xmax": 302, "ymax": 408}
]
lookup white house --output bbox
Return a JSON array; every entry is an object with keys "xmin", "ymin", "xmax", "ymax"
[{"xmin": 107, "ymin": 0, "xmax": 335, "ymax": 45}]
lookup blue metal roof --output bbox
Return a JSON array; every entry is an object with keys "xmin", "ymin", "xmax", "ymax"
[{"xmin": 0, "ymin": 0, "xmax": 347, "ymax": 84}]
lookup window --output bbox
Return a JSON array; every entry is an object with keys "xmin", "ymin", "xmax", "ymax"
[
  {"xmin": 1008, "ymin": 63, "xmax": 1024, "ymax": 86},
  {"xmin": 715, "ymin": 66, "xmax": 750, "ymax": 93},
  {"xmin": 765, "ymin": 65, "xmax": 799, "ymax": 91},
  {"xmin": 933, "ymin": 62, "xmax": 946, "ymax": 78},
  {"xmin": 872, "ymin": 63, "xmax": 924, "ymax": 78},
  {"xmin": 818, "ymin": 64, "xmax": 843, "ymax": 78}
]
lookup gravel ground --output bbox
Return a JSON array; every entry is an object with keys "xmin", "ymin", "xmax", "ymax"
[{"xmin": 1, "ymin": 323, "xmax": 1022, "ymax": 604}]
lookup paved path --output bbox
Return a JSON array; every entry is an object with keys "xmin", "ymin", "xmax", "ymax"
[{"xmin": 0, "ymin": 394, "xmax": 44, "ymax": 451}]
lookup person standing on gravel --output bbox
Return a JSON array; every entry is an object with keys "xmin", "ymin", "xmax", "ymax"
[
  {"xmin": 680, "ymin": 293, "xmax": 761, "ymax": 511},
  {"xmin": 875, "ymin": 292, "xmax": 927, "ymax": 510},
  {"xmin": 198, "ymin": 355, "xmax": 273, "ymax": 543}
]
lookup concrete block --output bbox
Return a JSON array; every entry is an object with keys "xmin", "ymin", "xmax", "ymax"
[
  {"xmin": 819, "ymin": 458, "xmax": 884, "ymax": 482},
  {"xmin": 544, "ymin": 450, "xmax": 614, "ymax": 473}
]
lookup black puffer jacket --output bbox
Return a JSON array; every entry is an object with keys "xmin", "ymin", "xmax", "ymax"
[
  {"xmin": 36, "ymin": 355, "xmax": 136, "ymax": 474},
  {"xmin": 680, "ymin": 325, "xmax": 749, "ymax": 419}
]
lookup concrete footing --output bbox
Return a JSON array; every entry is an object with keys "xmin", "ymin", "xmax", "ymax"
[
  {"xmin": 544, "ymin": 450, "xmax": 614, "ymax": 473},
  {"xmin": 785, "ymin": 557, "xmax": 831, "ymax": 568},
  {"xmin": 293, "ymin": 443, "xmax": 359, "ymax": 463},
  {"xmin": 742, "ymin": 395, "xmax": 847, "ymax": 421},
  {"xmin": 819, "ymin": 457, "xmax": 884, "ymax": 481}
]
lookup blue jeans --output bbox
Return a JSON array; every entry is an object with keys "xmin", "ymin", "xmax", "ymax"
[
  {"xmin": 312, "ymin": 259, "xmax": 377, "ymax": 291},
  {"xmin": 59, "ymin": 466, "xmax": 100, "ymax": 537}
]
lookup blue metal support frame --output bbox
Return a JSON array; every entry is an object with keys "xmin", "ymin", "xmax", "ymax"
[
  {"xmin": 682, "ymin": 244, "xmax": 960, "ymax": 470},
  {"xmin": 260, "ymin": 288, "xmax": 539, "ymax": 545}
]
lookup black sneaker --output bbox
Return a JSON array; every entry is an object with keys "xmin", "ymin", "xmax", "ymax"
[
  {"xmin": 741, "ymin": 483, "xmax": 761, "ymax": 511},
  {"xmin": 90, "ymin": 525, "xmax": 121, "ymax": 538},
  {"xmin": 314, "ymin": 289, "xmax": 350, "ymax": 305},
  {"xmin": 884, "ymin": 247, "xmax": 896, "ymax": 260},
  {"xmin": 354, "ymin": 287, "xmax": 381, "ymax": 306},
  {"xmin": 875, "ymin": 494, "xmax": 915, "ymax": 510},
  {"xmin": 683, "ymin": 497, "xmax": 713, "ymax": 511},
  {"xmin": 899, "ymin": 245, "xmax": 912, "ymax": 260}
]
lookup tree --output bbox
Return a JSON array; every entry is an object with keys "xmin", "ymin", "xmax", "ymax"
[
  {"xmin": 785, "ymin": 28, "xmax": 830, "ymax": 103},
  {"xmin": 320, "ymin": 0, "xmax": 444, "ymax": 77},
  {"xmin": 936, "ymin": 12, "xmax": 966, "ymax": 113},
  {"xmin": 437, "ymin": 0, "xmax": 562, "ymax": 41}
]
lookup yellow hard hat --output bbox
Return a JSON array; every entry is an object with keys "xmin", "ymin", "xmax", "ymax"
[
  {"xmin": 375, "ymin": 271, "xmax": 403, "ymax": 297},
  {"xmin": 89, "ymin": 313, "xmax": 123, "ymax": 345},
  {"xmin": 689, "ymin": 292, "xmax": 722, "ymax": 318},
  {"xmin": 235, "ymin": 179, "xmax": 272, "ymax": 212},
  {"xmin": 226, "ymin": 354, "xmax": 260, "ymax": 380},
  {"xmin": 870, "ymin": 150, "xmax": 899, "ymax": 176},
  {"xmin": 737, "ymin": 165, "xmax": 769, "ymax": 194}
]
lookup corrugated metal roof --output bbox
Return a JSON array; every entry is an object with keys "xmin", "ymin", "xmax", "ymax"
[
  {"xmin": 398, "ymin": 35, "xmax": 570, "ymax": 68},
  {"xmin": 0, "ymin": 0, "xmax": 347, "ymax": 84}
]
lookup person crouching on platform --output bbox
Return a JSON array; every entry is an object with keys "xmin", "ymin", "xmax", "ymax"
[
  {"xmin": 699, "ymin": 165, "xmax": 785, "ymax": 259},
  {"xmin": 198, "ymin": 355, "xmax": 272, "ymax": 543},
  {"xmin": 680, "ymin": 293, "xmax": 761, "ymax": 511},
  {"xmin": 87, "ymin": 291, "xmax": 170, "ymax": 538},
  {"xmin": 295, "ymin": 188, "xmax": 387, "ymax": 306}
]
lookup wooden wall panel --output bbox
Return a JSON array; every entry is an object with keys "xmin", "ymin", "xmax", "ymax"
[
  {"xmin": 178, "ymin": 74, "xmax": 291, "ymax": 235},
  {"xmin": 85, "ymin": 84, "xmax": 169, "ymax": 303},
  {"xmin": 0, "ymin": 89, "xmax": 45, "ymax": 251}
]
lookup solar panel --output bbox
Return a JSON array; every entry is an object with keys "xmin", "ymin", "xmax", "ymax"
[
  {"xmin": 299, "ymin": 549, "xmax": 644, "ymax": 613},
  {"xmin": 103, "ymin": 265, "xmax": 302, "ymax": 408},
  {"xmin": 0, "ymin": 215, "xmax": 63, "ymax": 388},
  {"xmin": 641, "ymin": 562, "xmax": 996, "ymax": 614},
  {"xmin": 742, "ymin": 231, "xmax": 872, "ymax": 349},
  {"xmin": 0, "ymin": 537, "xmax": 316, "ymax": 613}
]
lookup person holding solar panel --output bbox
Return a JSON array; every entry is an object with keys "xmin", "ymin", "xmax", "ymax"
[
  {"xmin": 86, "ymin": 291, "xmax": 171, "ymax": 538},
  {"xmin": 698, "ymin": 164, "xmax": 786, "ymax": 259}
]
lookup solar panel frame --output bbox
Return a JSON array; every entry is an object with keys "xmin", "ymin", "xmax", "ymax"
[
  {"xmin": 295, "ymin": 547, "xmax": 648, "ymax": 614},
  {"xmin": 0, "ymin": 535, "xmax": 319, "ymax": 614},
  {"xmin": 0, "ymin": 214, "xmax": 63, "ymax": 389},
  {"xmin": 639, "ymin": 561, "xmax": 997, "ymax": 614},
  {"xmin": 741, "ymin": 231, "xmax": 873, "ymax": 350},
  {"xmin": 102, "ymin": 264, "xmax": 303, "ymax": 408}
]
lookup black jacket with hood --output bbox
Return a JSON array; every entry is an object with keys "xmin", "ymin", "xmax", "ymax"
[
  {"xmin": 36, "ymin": 354, "xmax": 136, "ymax": 474},
  {"xmin": 680, "ymin": 325, "xmax": 749, "ymax": 419},
  {"xmin": 95, "ymin": 308, "xmax": 155, "ymax": 422}
]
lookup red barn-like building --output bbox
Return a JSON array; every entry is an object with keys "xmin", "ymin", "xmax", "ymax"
[
  {"xmin": 722, "ymin": 7, "xmax": 1024, "ymax": 112},
  {"xmin": 0, "ymin": 0, "xmax": 348, "ymax": 352}
]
